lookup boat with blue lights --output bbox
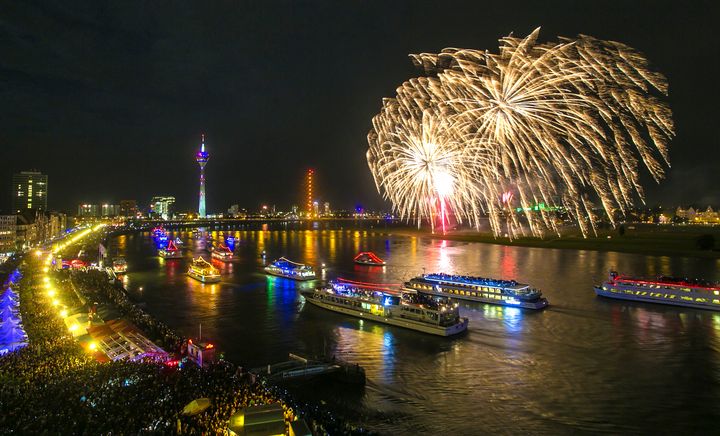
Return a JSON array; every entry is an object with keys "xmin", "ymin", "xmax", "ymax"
[
  {"xmin": 211, "ymin": 244, "xmax": 234, "ymax": 262},
  {"xmin": 595, "ymin": 271, "xmax": 720, "ymax": 310},
  {"xmin": 187, "ymin": 257, "xmax": 221, "ymax": 283},
  {"xmin": 158, "ymin": 240, "xmax": 183, "ymax": 259},
  {"xmin": 404, "ymin": 273, "xmax": 548, "ymax": 309},
  {"xmin": 301, "ymin": 279, "xmax": 468, "ymax": 336},
  {"xmin": 264, "ymin": 257, "xmax": 316, "ymax": 281},
  {"xmin": 353, "ymin": 251, "xmax": 386, "ymax": 266}
]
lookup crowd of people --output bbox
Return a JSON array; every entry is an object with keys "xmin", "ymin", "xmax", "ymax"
[
  {"xmin": 67, "ymin": 269, "xmax": 184, "ymax": 353},
  {"xmin": 0, "ymin": 251, "xmax": 374, "ymax": 434}
]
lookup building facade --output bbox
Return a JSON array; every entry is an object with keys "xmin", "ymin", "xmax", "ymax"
[
  {"xmin": 78, "ymin": 204, "xmax": 101, "ymax": 217},
  {"xmin": 101, "ymin": 204, "xmax": 120, "ymax": 217},
  {"xmin": 150, "ymin": 196, "xmax": 175, "ymax": 220},
  {"xmin": 119, "ymin": 200, "xmax": 138, "ymax": 217},
  {"xmin": 12, "ymin": 171, "xmax": 48, "ymax": 213},
  {"xmin": 0, "ymin": 215, "xmax": 17, "ymax": 253}
]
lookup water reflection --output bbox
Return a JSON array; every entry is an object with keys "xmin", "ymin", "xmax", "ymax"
[{"xmin": 111, "ymin": 224, "xmax": 720, "ymax": 434}]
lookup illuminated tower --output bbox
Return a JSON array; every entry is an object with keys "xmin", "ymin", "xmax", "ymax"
[
  {"xmin": 305, "ymin": 169, "xmax": 314, "ymax": 217},
  {"xmin": 196, "ymin": 134, "xmax": 209, "ymax": 218}
]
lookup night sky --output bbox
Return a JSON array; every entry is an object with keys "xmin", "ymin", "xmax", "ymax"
[{"xmin": 1, "ymin": 1, "xmax": 718, "ymax": 214}]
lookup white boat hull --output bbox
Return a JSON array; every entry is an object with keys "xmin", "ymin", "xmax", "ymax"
[
  {"xmin": 303, "ymin": 294, "xmax": 468, "ymax": 337},
  {"xmin": 187, "ymin": 271, "xmax": 221, "ymax": 283},
  {"xmin": 265, "ymin": 269, "xmax": 316, "ymax": 281}
]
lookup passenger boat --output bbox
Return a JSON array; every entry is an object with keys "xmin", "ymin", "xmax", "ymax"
[
  {"xmin": 211, "ymin": 244, "xmax": 234, "ymax": 262},
  {"xmin": 301, "ymin": 279, "xmax": 468, "ymax": 336},
  {"xmin": 158, "ymin": 240, "xmax": 183, "ymax": 259},
  {"xmin": 594, "ymin": 271, "xmax": 720, "ymax": 311},
  {"xmin": 404, "ymin": 273, "xmax": 548, "ymax": 309},
  {"xmin": 353, "ymin": 251, "xmax": 386, "ymax": 266},
  {"xmin": 187, "ymin": 257, "xmax": 221, "ymax": 283},
  {"xmin": 264, "ymin": 257, "xmax": 316, "ymax": 281},
  {"xmin": 112, "ymin": 257, "xmax": 127, "ymax": 274}
]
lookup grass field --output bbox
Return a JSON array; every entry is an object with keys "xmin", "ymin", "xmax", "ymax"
[{"xmin": 384, "ymin": 223, "xmax": 720, "ymax": 259}]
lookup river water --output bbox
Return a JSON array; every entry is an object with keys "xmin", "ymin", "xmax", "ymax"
[{"xmin": 112, "ymin": 222, "xmax": 720, "ymax": 434}]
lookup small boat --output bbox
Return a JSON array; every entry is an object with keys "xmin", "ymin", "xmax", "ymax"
[
  {"xmin": 211, "ymin": 244, "xmax": 234, "ymax": 262},
  {"xmin": 264, "ymin": 257, "xmax": 316, "ymax": 281},
  {"xmin": 595, "ymin": 271, "xmax": 720, "ymax": 311},
  {"xmin": 174, "ymin": 237, "xmax": 184, "ymax": 246},
  {"xmin": 187, "ymin": 257, "xmax": 221, "ymax": 283},
  {"xmin": 353, "ymin": 251, "xmax": 386, "ymax": 266},
  {"xmin": 112, "ymin": 257, "xmax": 127, "ymax": 274},
  {"xmin": 302, "ymin": 279, "xmax": 468, "ymax": 336},
  {"xmin": 159, "ymin": 240, "xmax": 183, "ymax": 259}
]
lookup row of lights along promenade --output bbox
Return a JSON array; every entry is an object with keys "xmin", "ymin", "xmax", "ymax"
[{"xmin": 0, "ymin": 225, "xmax": 371, "ymax": 434}]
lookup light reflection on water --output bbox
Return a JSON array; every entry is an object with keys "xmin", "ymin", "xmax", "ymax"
[{"xmin": 116, "ymin": 225, "xmax": 720, "ymax": 434}]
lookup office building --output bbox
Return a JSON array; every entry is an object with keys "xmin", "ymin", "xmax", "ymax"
[{"xmin": 11, "ymin": 171, "xmax": 48, "ymax": 213}]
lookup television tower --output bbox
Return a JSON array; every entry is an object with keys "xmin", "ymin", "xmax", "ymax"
[{"xmin": 196, "ymin": 134, "xmax": 209, "ymax": 218}]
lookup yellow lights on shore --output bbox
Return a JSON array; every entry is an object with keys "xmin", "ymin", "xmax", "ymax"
[
  {"xmin": 47, "ymin": 289, "xmax": 56, "ymax": 297},
  {"xmin": 51, "ymin": 299, "xmax": 60, "ymax": 307},
  {"xmin": 35, "ymin": 250, "xmax": 42, "ymax": 257},
  {"xmin": 59, "ymin": 309, "xmax": 68, "ymax": 318},
  {"xmin": 88, "ymin": 342, "xmax": 97, "ymax": 351},
  {"xmin": 43, "ymin": 267, "xmax": 49, "ymax": 273},
  {"xmin": 69, "ymin": 324, "xmax": 79, "ymax": 332}
]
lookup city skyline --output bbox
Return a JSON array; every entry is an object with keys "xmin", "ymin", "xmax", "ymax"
[{"xmin": 0, "ymin": 2, "xmax": 718, "ymax": 213}]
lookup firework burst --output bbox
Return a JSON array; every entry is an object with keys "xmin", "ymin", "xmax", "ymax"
[{"xmin": 367, "ymin": 28, "xmax": 674, "ymax": 237}]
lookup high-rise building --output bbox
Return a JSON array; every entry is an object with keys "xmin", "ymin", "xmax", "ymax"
[
  {"xmin": 101, "ymin": 204, "xmax": 120, "ymax": 217},
  {"xmin": 313, "ymin": 201, "xmax": 319, "ymax": 217},
  {"xmin": 78, "ymin": 204, "xmax": 100, "ymax": 217},
  {"xmin": 196, "ymin": 134, "xmax": 210, "ymax": 218},
  {"xmin": 150, "ymin": 196, "xmax": 175, "ymax": 220},
  {"xmin": 11, "ymin": 171, "xmax": 48, "ymax": 213},
  {"xmin": 120, "ymin": 200, "xmax": 138, "ymax": 217},
  {"xmin": 323, "ymin": 202, "xmax": 331, "ymax": 216}
]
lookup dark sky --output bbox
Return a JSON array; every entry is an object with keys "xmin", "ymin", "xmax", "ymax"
[{"xmin": 1, "ymin": 0, "xmax": 718, "ymax": 214}]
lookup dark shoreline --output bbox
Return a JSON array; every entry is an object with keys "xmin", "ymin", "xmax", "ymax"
[{"xmin": 376, "ymin": 224, "xmax": 720, "ymax": 259}]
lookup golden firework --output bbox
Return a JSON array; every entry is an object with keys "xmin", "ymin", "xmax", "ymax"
[{"xmin": 367, "ymin": 28, "xmax": 674, "ymax": 237}]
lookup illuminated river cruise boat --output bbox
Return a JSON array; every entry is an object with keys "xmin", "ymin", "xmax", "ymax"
[
  {"xmin": 595, "ymin": 271, "xmax": 720, "ymax": 310},
  {"xmin": 302, "ymin": 279, "xmax": 468, "ymax": 336},
  {"xmin": 404, "ymin": 273, "xmax": 549, "ymax": 309},
  {"xmin": 264, "ymin": 257, "xmax": 316, "ymax": 281},
  {"xmin": 211, "ymin": 244, "xmax": 234, "ymax": 262},
  {"xmin": 187, "ymin": 257, "xmax": 221, "ymax": 283},
  {"xmin": 158, "ymin": 240, "xmax": 183, "ymax": 259},
  {"xmin": 112, "ymin": 257, "xmax": 127, "ymax": 274},
  {"xmin": 353, "ymin": 251, "xmax": 386, "ymax": 266}
]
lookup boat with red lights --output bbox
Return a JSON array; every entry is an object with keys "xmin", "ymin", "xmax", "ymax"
[
  {"xmin": 594, "ymin": 271, "xmax": 720, "ymax": 310},
  {"xmin": 187, "ymin": 257, "xmax": 221, "ymax": 283},
  {"xmin": 404, "ymin": 273, "xmax": 548, "ymax": 309},
  {"xmin": 158, "ymin": 240, "xmax": 183, "ymax": 259},
  {"xmin": 112, "ymin": 257, "xmax": 127, "ymax": 274},
  {"xmin": 301, "ymin": 278, "xmax": 468, "ymax": 336},
  {"xmin": 264, "ymin": 257, "xmax": 316, "ymax": 281},
  {"xmin": 353, "ymin": 251, "xmax": 386, "ymax": 266},
  {"xmin": 211, "ymin": 244, "xmax": 234, "ymax": 262}
]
